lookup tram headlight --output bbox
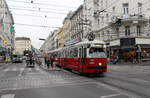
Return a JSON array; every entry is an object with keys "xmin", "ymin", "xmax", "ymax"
[{"xmin": 98, "ymin": 63, "xmax": 102, "ymax": 66}]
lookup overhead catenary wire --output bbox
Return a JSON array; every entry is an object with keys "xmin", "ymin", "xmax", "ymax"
[
  {"xmin": 8, "ymin": 5, "xmax": 71, "ymax": 11},
  {"xmin": 12, "ymin": 13, "xmax": 64, "ymax": 19},
  {"xmin": 0, "ymin": 5, "xmax": 73, "ymax": 12},
  {"xmin": 6, "ymin": 0, "xmax": 77, "ymax": 8},
  {"xmin": 0, "ymin": 12, "xmax": 65, "ymax": 19},
  {"xmin": 0, "ymin": 22, "xmax": 60, "ymax": 28},
  {"xmin": 9, "ymin": 7, "xmax": 68, "ymax": 15}
]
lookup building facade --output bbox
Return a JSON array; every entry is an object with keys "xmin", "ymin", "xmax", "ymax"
[
  {"xmin": 15, "ymin": 37, "xmax": 31, "ymax": 55},
  {"xmin": 84, "ymin": 0, "xmax": 150, "ymax": 61},
  {"xmin": 57, "ymin": 28, "xmax": 65, "ymax": 48},
  {"xmin": 41, "ymin": 0, "xmax": 150, "ymax": 62},
  {"xmin": 40, "ymin": 30, "xmax": 59, "ymax": 54},
  {"xmin": 63, "ymin": 12, "xmax": 72, "ymax": 46},
  {"xmin": 0, "ymin": 0, "xmax": 15, "ymax": 59},
  {"xmin": 65, "ymin": 5, "xmax": 85, "ymax": 46}
]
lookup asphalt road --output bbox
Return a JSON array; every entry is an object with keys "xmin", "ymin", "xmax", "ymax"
[{"xmin": 0, "ymin": 62, "xmax": 148, "ymax": 98}]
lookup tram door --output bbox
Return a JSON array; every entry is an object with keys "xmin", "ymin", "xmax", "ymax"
[{"xmin": 79, "ymin": 47, "xmax": 87, "ymax": 73}]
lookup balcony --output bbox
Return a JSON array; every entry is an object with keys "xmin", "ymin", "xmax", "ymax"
[{"xmin": 109, "ymin": 15, "xmax": 147, "ymax": 26}]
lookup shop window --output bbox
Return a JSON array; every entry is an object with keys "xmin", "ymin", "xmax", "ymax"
[
  {"xmin": 137, "ymin": 25, "xmax": 141, "ymax": 36},
  {"xmin": 125, "ymin": 26, "xmax": 130, "ymax": 36}
]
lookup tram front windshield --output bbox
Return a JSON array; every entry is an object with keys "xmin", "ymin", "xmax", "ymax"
[{"xmin": 89, "ymin": 47, "xmax": 106, "ymax": 58}]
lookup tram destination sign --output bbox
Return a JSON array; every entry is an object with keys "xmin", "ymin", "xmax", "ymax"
[{"xmin": 91, "ymin": 44, "xmax": 103, "ymax": 47}]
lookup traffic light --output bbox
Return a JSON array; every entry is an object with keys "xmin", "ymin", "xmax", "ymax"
[{"xmin": 116, "ymin": 18, "xmax": 122, "ymax": 26}]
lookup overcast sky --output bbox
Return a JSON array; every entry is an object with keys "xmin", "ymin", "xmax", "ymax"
[{"xmin": 6, "ymin": 0, "xmax": 83, "ymax": 49}]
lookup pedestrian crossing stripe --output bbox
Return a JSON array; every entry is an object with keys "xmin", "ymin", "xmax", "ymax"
[
  {"xmin": 4, "ymin": 68, "xmax": 9, "ymax": 72},
  {"xmin": 12, "ymin": 68, "xmax": 17, "ymax": 71},
  {"xmin": 28, "ymin": 68, "xmax": 32, "ymax": 71},
  {"xmin": 1, "ymin": 94, "xmax": 15, "ymax": 98},
  {"xmin": 20, "ymin": 68, "xmax": 24, "ymax": 71},
  {"xmin": 3, "ymin": 67, "xmax": 41, "ymax": 72}
]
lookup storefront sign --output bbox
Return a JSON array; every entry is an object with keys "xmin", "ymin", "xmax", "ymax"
[
  {"xmin": 65, "ymin": 37, "xmax": 81, "ymax": 46},
  {"xmin": 120, "ymin": 38, "xmax": 135, "ymax": 46},
  {"xmin": 109, "ymin": 39, "xmax": 120, "ymax": 47},
  {"xmin": 136, "ymin": 38, "xmax": 150, "ymax": 45}
]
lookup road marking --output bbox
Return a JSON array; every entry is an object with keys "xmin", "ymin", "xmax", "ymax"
[
  {"xmin": 20, "ymin": 68, "xmax": 24, "ymax": 71},
  {"xmin": 35, "ymin": 67, "xmax": 40, "ymax": 71},
  {"xmin": 4, "ymin": 68, "xmax": 9, "ymax": 72},
  {"xmin": 101, "ymin": 93, "xmax": 122, "ymax": 98},
  {"xmin": 1, "ymin": 94, "xmax": 15, "ymax": 98},
  {"xmin": 18, "ymin": 67, "xmax": 25, "ymax": 77},
  {"xmin": 28, "ymin": 68, "xmax": 32, "ymax": 71},
  {"xmin": 12, "ymin": 68, "xmax": 17, "ymax": 71}
]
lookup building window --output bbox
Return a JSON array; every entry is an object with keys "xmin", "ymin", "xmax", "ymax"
[
  {"xmin": 101, "ymin": 0, "xmax": 103, "ymax": 10},
  {"xmin": 101, "ymin": 16, "xmax": 104, "ymax": 23},
  {"xmin": 123, "ymin": 3, "xmax": 129, "ymax": 15},
  {"xmin": 116, "ymin": 27, "xmax": 119, "ymax": 37},
  {"xmin": 138, "ymin": 3, "xmax": 142, "ymax": 14},
  {"xmin": 112, "ymin": 6, "xmax": 116, "ymax": 16},
  {"xmin": 106, "ymin": 14, "xmax": 109, "ymax": 23},
  {"xmin": 93, "ymin": 0, "xmax": 99, "ymax": 6},
  {"xmin": 125, "ymin": 26, "xmax": 130, "ymax": 36},
  {"xmin": 102, "ymin": 31, "xmax": 104, "ymax": 38},
  {"xmin": 137, "ymin": 25, "xmax": 141, "ymax": 36},
  {"xmin": 107, "ymin": 30, "xmax": 110, "ymax": 39},
  {"xmin": 105, "ymin": 0, "xmax": 108, "ymax": 7},
  {"xmin": 98, "ymin": 18, "xmax": 100, "ymax": 25}
]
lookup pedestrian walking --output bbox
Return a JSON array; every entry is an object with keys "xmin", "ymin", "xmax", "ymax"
[
  {"xmin": 50, "ymin": 59, "xmax": 55, "ymax": 70},
  {"xmin": 44, "ymin": 57, "xmax": 47, "ymax": 65},
  {"xmin": 53, "ymin": 60, "xmax": 56, "ymax": 70},
  {"xmin": 112, "ymin": 55, "xmax": 118, "ymax": 64},
  {"xmin": 46, "ymin": 59, "xmax": 50, "ymax": 69}
]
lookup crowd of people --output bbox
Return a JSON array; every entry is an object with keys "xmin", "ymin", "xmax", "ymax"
[{"xmin": 44, "ymin": 58, "xmax": 56, "ymax": 70}]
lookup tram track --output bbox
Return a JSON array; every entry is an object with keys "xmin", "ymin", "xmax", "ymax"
[
  {"xmin": 38, "ymin": 63, "xmax": 150, "ymax": 97},
  {"xmin": 107, "ymin": 74, "xmax": 150, "ymax": 87},
  {"xmin": 92, "ymin": 75, "xmax": 150, "ymax": 98}
]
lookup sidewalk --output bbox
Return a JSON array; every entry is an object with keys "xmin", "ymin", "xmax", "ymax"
[
  {"xmin": 109, "ymin": 60, "xmax": 150, "ymax": 66},
  {"xmin": 108, "ymin": 61, "xmax": 150, "ymax": 72}
]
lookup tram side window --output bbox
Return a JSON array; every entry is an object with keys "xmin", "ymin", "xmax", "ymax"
[
  {"xmin": 67, "ymin": 48, "xmax": 77, "ymax": 58},
  {"xmin": 62, "ymin": 50, "xmax": 65, "ymax": 58},
  {"xmin": 66, "ymin": 50, "xmax": 70, "ymax": 58},
  {"xmin": 73, "ymin": 48, "xmax": 78, "ymax": 58}
]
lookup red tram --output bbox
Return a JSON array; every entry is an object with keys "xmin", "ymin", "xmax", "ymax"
[{"xmin": 48, "ymin": 40, "xmax": 107, "ymax": 75}]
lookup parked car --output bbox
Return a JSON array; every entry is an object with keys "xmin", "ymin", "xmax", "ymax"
[{"xmin": 12, "ymin": 55, "xmax": 23, "ymax": 63}]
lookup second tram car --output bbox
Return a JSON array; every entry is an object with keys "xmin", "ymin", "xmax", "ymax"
[{"xmin": 48, "ymin": 40, "xmax": 107, "ymax": 75}]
